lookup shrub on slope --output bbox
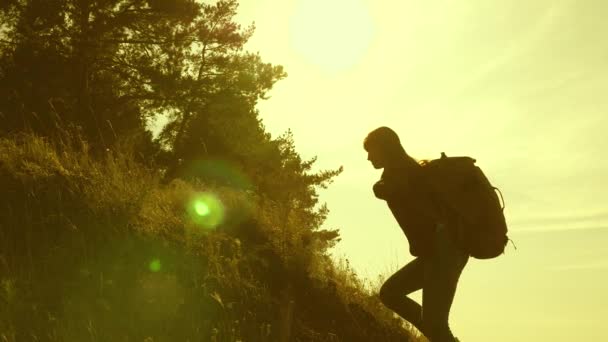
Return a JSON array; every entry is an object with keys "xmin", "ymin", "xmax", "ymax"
[{"xmin": 0, "ymin": 133, "xmax": 416, "ymax": 341}]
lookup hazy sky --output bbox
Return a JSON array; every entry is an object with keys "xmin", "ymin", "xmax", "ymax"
[{"xmin": 235, "ymin": 1, "xmax": 608, "ymax": 341}]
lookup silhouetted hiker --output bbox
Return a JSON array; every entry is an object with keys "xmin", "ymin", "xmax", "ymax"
[{"xmin": 364, "ymin": 126, "xmax": 467, "ymax": 342}]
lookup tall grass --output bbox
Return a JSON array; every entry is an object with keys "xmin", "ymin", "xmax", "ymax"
[{"xmin": 0, "ymin": 132, "xmax": 416, "ymax": 341}]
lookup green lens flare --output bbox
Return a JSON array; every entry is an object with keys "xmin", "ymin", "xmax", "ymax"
[
  {"xmin": 189, "ymin": 192, "xmax": 225, "ymax": 229},
  {"xmin": 194, "ymin": 201, "xmax": 210, "ymax": 216},
  {"xmin": 149, "ymin": 258, "xmax": 161, "ymax": 272}
]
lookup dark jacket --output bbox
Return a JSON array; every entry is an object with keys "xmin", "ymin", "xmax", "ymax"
[{"xmin": 374, "ymin": 159, "xmax": 444, "ymax": 257}]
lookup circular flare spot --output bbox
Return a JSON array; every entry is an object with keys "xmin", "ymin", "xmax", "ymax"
[
  {"xmin": 189, "ymin": 192, "xmax": 225, "ymax": 229},
  {"xmin": 194, "ymin": 201, "xmax": 210, "ymax": 217},
  {"xmin": 149, "ymin": 259, "xmax": 161, "ymax": 272}
]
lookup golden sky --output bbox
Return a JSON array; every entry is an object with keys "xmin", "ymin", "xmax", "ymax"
[{"xmin": 236, "ymin": 1, "xmax": 608, "ymax": 340}]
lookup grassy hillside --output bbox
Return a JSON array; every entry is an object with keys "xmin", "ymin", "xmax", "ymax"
[{"xmin": 0, "ymin": 133, "xmax": 421, "ymax": 341}]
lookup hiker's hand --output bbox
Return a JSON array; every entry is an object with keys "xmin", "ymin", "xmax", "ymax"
[{"xmin": 373, "ymin": 180, "xmax": 388, "ymax": 199}]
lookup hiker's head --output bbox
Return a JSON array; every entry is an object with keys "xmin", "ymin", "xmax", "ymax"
[{"xmin": 363, "ymin": 126, "xmax": 406, "ymax": 169}]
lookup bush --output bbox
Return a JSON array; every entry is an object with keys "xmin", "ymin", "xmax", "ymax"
[{"xmin": 0, "ymin": 133, "xmax": 416, "ymax": 341}]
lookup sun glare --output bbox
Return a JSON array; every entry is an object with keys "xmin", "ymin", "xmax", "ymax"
[{"xmin": 290, "ymin": 0, "xmax": 374, "ymax": 72}]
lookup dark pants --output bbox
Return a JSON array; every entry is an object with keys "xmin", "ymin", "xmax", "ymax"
[{"xmin": 379, "ymin": 223, "xmax": 469, "ymax": 342}]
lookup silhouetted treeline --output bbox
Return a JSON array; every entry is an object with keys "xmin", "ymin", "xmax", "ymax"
[{"xmin": 0, "ymin": 1, "xmax": 421, "ymax": 341}]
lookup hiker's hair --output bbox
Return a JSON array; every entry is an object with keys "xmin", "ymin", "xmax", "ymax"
[
  {"xmin": 363, "ymin": 126, "xmax": 402, "ymax": 153},
  {"xmin": 364, "ymin": 126, "xmax": 422, "ymax": 168}
]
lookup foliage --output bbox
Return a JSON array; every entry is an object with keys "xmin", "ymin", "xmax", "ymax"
[
  {"xmin": 0, "ymin": 0, "xmax": 418, "ymax": 340},
  {"xmin": 0, "ymin": 133, "xmax": 415, "ymax": 341},
  {"xmin": 0, "ymin": 0, "xmax": 283, "ymax": 157}
]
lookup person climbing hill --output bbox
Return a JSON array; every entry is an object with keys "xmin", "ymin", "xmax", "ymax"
[{"xmin": 364, "ymin": 126, "xmax": 468, "ymax": 342}]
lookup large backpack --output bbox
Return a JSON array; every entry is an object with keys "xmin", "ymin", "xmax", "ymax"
[{"xmin": 421, "ymin": 152, "xmax": 509, "ymax": 259}]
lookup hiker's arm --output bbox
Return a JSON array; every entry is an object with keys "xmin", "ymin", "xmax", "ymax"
[
  {"xmin": 373, "ymin": 180, "xmax": 390, "ymax": 199},
  {"xmin": 373, "ymin": 176, "xmax": 408, "ymax": 200}
]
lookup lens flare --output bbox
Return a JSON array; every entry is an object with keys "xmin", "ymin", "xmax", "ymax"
[
  {"xmin": 181, "ymin": 159, "xmax": 255, "ymax": 229},
  {"xmin": 189, "ymin": 192, "xmax": 225, "ymax": 229},
  {"xmin": 194, "ymin": 201, "xmax": 210, "ymax": 216},
  {"xmin": 149, "ymin": 258, "xmax": 161, "ymax": 272}
]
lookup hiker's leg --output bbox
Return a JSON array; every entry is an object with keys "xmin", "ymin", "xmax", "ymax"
[
  {"xmin": 422, "ymin": 223, "xmax": 469, "ymax": 342},
  {"xmin": 379, "ymin": 257, "xmax": 426, "ymax": 333}
]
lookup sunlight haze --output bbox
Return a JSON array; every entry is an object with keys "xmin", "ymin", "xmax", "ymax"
[
  {"xmin": 290, "ymin": 0, "xmax": 373, "ymax": 72},
  {"xmin": 236, "ymin": 1, "xmax": 608, "ymax": 341}
]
